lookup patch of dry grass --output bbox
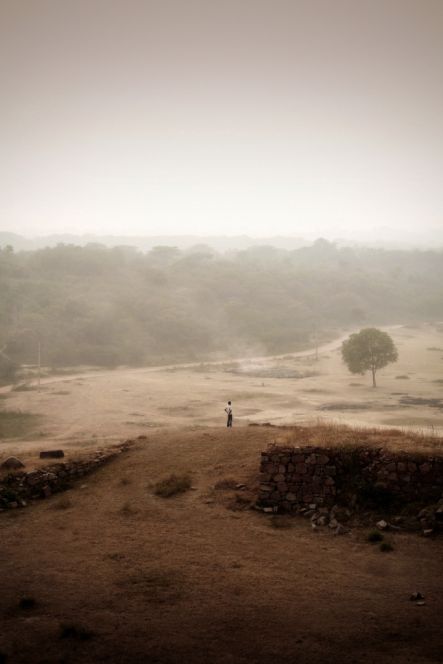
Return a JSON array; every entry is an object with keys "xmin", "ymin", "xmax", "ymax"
[
  {"xmin": 0, "ymin": 409, "xmax": 41, "ymax": 439},
  {"xmin": 273, "ymin": 421, "xmax": 443, "ymax": 455},
  {"xmin": 154, "ymin": 473, "xmax": 192, "ymax": 498}
]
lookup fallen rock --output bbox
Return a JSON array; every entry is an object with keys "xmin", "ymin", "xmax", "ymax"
[
  {"xmin": 410, "ymin": 592, "xmax": 424, "ymax": 601},
  {"xmin": 1, "ymin": 457, "xmax": 25, "ymax": 470},
  {"xmin": 376, "ymin": 520, "xmax": 388, "ymax": 530},
  {"xmin": 39, "ymin": 450, "xmax": 64, "ymax": 459},
  {"xmin": 334, "ymin": 524, "xmax": 349, "ymax": 536}
]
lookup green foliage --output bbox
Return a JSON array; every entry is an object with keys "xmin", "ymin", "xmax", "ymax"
[
  {"xmin": 0, "ymin": 241, "xmax": 441, "ymax": 371},
  {"xmin": 367, "ymin": 529, "xmax": 384, "ymax": 543},
  {"xmin": 341, "ymin": 328, "xmax": 398, "ymax": 386}
]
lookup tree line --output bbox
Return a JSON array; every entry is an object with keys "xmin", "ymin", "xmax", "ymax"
[{"xmin": 0, "ymin": 239, "xmax": 442, "ymax": 381}]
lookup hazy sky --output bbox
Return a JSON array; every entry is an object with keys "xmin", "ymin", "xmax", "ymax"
[{"xmin": 1, "ymin": 0, "xmax": 442, "ymax": 239}]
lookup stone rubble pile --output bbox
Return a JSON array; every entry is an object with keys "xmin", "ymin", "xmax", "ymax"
[{"xmin": 0, "ymin": 440, "xmax": 133, "ymax": 510}]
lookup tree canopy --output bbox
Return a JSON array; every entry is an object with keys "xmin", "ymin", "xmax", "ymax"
[
  {"xmin": 341, "ymin": 328, "xmax": 398, "ymax": 387},
  {"xmin": 0, "ymin": 241, "xmax": 440, "ymax": 381}
]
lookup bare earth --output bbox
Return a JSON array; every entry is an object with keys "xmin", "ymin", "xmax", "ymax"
[{"xmin": 1, "ymin": 324, "xmax": 443, "ymax": 663}]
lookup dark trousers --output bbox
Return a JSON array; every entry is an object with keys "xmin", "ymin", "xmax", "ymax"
[{"xmin": 227, "ymin": 414, "xmax": 233, "ymax": 427}]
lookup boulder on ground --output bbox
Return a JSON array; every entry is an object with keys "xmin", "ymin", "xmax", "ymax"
[
  {"xmin": 1, "ymin": 456, "xmax": 25, "ymax": 470},
  {"xmin": 39, "ymin": 450, "xmax": 64, "ymax": 459}
]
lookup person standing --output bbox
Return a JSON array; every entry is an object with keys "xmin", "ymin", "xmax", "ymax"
[{"xmin": 225, "ymin": 401, "xmax": 233, "ymax": 427}]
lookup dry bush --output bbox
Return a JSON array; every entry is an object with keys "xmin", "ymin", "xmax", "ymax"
[
  {"xmin": 154, "ymin": 474, "xmax": 192, "ymax": 498},
  {"xmin": 214, "ymin": 478, "xmax": 238, "ymax": 490},
  {"xmin": 367, "ymin": 529, "xmax": 384, "ymax": 543},
  {"xmin": 120, "ymin": 501, "xmax": 138, "ymax": 515},
  {"xmin": 269, "ymin": 515, "xmax": 293, "ymax": 529},
  {"xmin": 53, "ymin": 496, "xmax": 72, "ymax": 510},
  {"xmin": 59, "ymin": 623, "xmax": 95, "ymax": 641},
  {"xmin": 18, "ymin": 596, "xmax": 37, "ymax": 610}
]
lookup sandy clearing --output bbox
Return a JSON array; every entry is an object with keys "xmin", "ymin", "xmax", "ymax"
[{"xmin": 1, "ymin": 324, "xmax": 443, "ymax": 464}]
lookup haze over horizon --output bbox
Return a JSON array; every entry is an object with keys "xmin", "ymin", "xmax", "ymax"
[{"xmin": 1, "ymin": 0, "xmax": 442, "ymax": 240}]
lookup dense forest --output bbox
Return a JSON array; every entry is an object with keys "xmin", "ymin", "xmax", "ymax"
[{"xmin": 1, "ymin": 239, "xmax": 443, "ymax": 380}]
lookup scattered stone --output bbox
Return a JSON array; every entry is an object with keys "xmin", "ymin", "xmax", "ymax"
[
  {"xmin": 416, "ymin": 601, "xmax": 426, "ymax": 607},
  {"xmin": 410, "ymin": 592, "xmax": 424, "ymax": 601},
  {"xmin": 334, "ymin": 524, "xmax": 349, "ymax": 536},
  {"xmin": 235, "ymin": 483, "xmax": 246, "ymax": 490},
  {"xmin": 376, "ymin": 520, "xmax": 388, "ymax": 530},
  {"xmin": 328, "ymin": 518, "xmax": 338, "ymax": 529},
  {"xmin": 422, "ymin": 529, "xmax": 434, "ymax": 537},
  {"xmin": 39, "ymin": 450, "xmax": 64, "ymax": 459},
  {"xmin": 1, "ymin": 457, "xmax": 25, "ymax": 470}
]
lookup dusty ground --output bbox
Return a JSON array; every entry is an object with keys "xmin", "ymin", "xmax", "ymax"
[
  {"xmin": 1, "ymin": 323, "xmax": 443, "ymax": 663},
  {"xmin": 2, "ymin": 323, "xmax": 443, "ymax": 464},
  {"xmin": 1, "ymin": 426, "xmax": 443, "ymax": 664}
]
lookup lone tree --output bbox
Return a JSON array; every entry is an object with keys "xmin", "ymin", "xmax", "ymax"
[{"xmin": 341, "ymin": 328, "xmax": 398, "ymax": 387}]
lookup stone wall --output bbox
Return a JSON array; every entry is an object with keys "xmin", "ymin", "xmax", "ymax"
[
  {"xmin": 0, "ymin": 440, "xmax": 133, "ymax": 510},
  {"xmin": 258, "ymin": 445, "xmax": 443, "ymax": 512}
]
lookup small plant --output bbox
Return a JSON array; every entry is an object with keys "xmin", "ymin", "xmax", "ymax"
[
  {"xmin": 19, "ymin": 596, "xmax": 37, "ymax": 610},
  {"xmin": 154, "ymin": 474, "xmax": 192, "ymax": 498},
  {"xmin": 380, "ymin": 541, "xmax": 394, "ymax": 553},
  {"xmin": 120, "ymin": 501, "xmax": 138, "ymax": 515},
  {"xmin": 59, "ymin": 623, "xmax": 94, "ymax": 640},
  {"xmin": 53, "ymin": 497, "xmax": 72, "ymax": 510},
  {"xmin": 214, "ymin": 478, "xmax": 238, "ymax": 490},
  {"xmin": 269, "ymin": 515, "xmax": 292, "ymax": 529},
  {"xmin": 367, "ymin": 529, "xmax": 384, "ymax": 543}
]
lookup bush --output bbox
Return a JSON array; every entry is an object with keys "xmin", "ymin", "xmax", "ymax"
[
  {"xmin": 367, "ymin": 529, "xmax": 384, "ymax": 543},
  {"xmin": 154, "ymin": 474, "xmax": 192, "ymax": 498},
  {"xmin": 18, "ymin": 596, "xmax": 37, "ymax": 610},
  {"xmin": 59, "ymin": 623, "xmax": 94, "ymax": 640},
  {"xmin": 380, "ymin": 541, "xmax": 394, "ymax": 552}
]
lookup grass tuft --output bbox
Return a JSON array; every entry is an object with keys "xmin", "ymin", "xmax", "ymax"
[
  {"xmin": 269, "ymin": 515, "xmax": 293, "ymax": 529},
  {"xmin": 53, "ymin": 497, "xmax": 72, "ymax": 510},
  {"xmin": 367, "ymin": 529, "xmax": 384, "ymax": 543},
  {"xmin": 59, "ymin": 623, "xmax": 95, "ymax": 641},
  {"xmin": 154, "ymin": 474, "xmax": 192, "ymax": 498},
  {"xmin": 18, "ymin": 596, "xmax": 37, "ymax": 610}
]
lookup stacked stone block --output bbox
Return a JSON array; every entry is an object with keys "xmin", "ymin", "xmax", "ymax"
[
  {"xmin": 0, "ymin": 440, "xmax": 133, "ymax": 510},
  {"xmin": 259, "ymin": 445, "xmax": 443, "ymax": 511}
]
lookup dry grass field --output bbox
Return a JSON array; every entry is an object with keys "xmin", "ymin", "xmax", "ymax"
[
  {"xmin": 1, "ymin": 324, "xmax": 443, "ymax": 663},
  {"xmin": 1, "ymin": 426, "xmax": 443, "ymax": 664}
]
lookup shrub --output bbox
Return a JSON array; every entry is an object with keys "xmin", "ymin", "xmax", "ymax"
[
  {"xmin": 367, "ymin": 529, "xmax": 384, "ymax": 543},
  {"xmin": 59, "ymin": 623, "xmax": 94, "ymax": 640},
  {"xmin": 53, "ymin": 497, "xmax": 72, "ymax": 510},
  {"xmin": 154, "ymin": 474, "xmax": 192, "ymax": 498},
  {"xmin": 380, "ymin": 541, "xmax": 394, "ymax": 553},
  {"xmin": 19, "ymin": 596, "xmax": 37, "ymax": 610},
  {"xmin": 269, "ymin": 515, "xmax": 292, "ymax": 529}
]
